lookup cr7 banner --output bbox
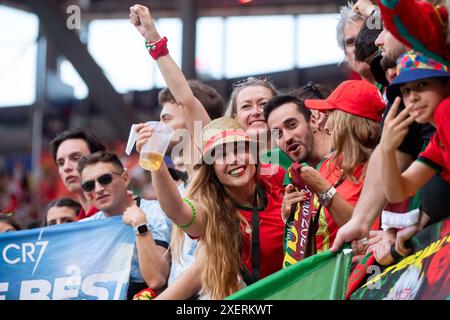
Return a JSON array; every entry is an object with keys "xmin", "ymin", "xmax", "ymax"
[{"xmin": 0, "ymin": 216, "xmax": 135, "ymax": 300}]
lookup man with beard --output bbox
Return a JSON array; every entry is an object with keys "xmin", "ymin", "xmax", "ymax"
[
  {"xmin": 331, "ymin": 17, "xmax": 450, "ymax": 258},
  {"xmin": 265, "ymin": 95, "xmax": 331, "ymax": 170},
  {"xmin": 376, "ymin": 0, "xmax": 450, "ymax": 67}
]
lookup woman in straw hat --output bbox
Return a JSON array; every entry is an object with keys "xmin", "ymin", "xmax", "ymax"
[{"xmin": 137, "ymin": 117, "xmax": 285, "ymax": 299}]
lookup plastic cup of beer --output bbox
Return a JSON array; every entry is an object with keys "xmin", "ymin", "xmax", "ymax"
[{"xmin": 139, "ymin": 121, "xmax": 174, "ymax": 171}]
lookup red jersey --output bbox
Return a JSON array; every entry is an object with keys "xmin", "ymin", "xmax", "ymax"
[
  {"xmin": 418, "ymin": 97, "xmax": 450, "ymax": 183},
  {"xmin": 77, "ymin": 205, "xmax": 99, "ymax": 220},
  {"xmin": 240, "ymin": 163, "xmax": 285, "ymax": 280},
  {"xmin": 315, "ymin": 155, "xmax": 366, "ymax": 252}
]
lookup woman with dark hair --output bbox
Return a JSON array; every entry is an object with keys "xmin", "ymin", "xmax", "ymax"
[
  {"xmin": 0, "ymin": 214, "xmax": 22, "ymax": 232},
  {"xmin": 44, "ymin": 198, "xmax": 81, "ymax": 226}
]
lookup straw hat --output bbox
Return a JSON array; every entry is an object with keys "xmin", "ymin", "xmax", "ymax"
[{"xmin": 196, "ymin": 117, "xmax": 256, "ymax": 167}]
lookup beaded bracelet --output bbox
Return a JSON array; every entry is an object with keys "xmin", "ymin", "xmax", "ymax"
[
  {"xmin": 178, "ymin": 198, "xmax": 196, "ymax": 229},
  {"xmin": 145, "ymin": 36, "xmax": 169, "ymax": 60}
]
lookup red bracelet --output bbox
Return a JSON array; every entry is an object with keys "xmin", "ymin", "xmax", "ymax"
[{"xmin": 145, "ymin": 36, "xmax": 169, "ymax": 60}]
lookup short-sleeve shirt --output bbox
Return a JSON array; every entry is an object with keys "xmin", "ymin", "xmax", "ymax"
[
  {"xmin": 239, "ymin": 163, "xmax": 285, "ymax": 280},
  {"xmin": 82, "ymin": 199, "xmax": 173, "ymax": 283},
  {"xmin": 417, "ymin": 97, "xmax": 450, "ymax": 183}
]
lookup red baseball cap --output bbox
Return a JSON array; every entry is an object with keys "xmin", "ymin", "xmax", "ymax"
[{"xmin": 304, "ymin": 80, "xmax": 385, "ymax": 122}]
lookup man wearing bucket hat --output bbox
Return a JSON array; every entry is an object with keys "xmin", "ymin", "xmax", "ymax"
[
  {"xmin": 377, "ymin": 51, "xmax": 450, "ymax": 256},
  {"xmin": 139, "ymin": 117, "xmax": 285, "ymax": 299}
]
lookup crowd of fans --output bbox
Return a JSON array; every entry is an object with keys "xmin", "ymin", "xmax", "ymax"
[{"xmin": 1, "ymin": 0, "xmax": 449, "ymax": 300}]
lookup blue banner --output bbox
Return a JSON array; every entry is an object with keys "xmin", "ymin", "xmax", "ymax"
[{"xmin": 0, "ymin": 216, "xmax": 135, "ymax": 300}]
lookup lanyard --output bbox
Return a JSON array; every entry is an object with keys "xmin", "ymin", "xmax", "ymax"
[
  {"xmin": 241, "ymin": 184, "xmax": 264, "ymax": 284},
  {"xmin": 250, "ymin": 186, "xmax": 261, "ymax": 281}
]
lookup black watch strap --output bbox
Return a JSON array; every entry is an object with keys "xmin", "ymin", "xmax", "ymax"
[{"xmin": 135, "ymin": 223, "xmax": 149, "ymax": 235}]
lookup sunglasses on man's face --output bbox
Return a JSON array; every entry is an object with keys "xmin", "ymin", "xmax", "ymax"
[{"xmin": 81, "ymin": 172, "xmax": 123, "ymax": 193}]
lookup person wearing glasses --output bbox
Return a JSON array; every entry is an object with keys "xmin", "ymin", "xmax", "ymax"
[
  {"xmin": 77, "ymin": 151, "xmax": 172, "ymax": 300},
  {"xmin": 50, "ymin": 129, "xmax": 106, "ymax": 220},
  {"xmin": 44, "ymin": 198, "xmax": 80, "ymax": 226}
]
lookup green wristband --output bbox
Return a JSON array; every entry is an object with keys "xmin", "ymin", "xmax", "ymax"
[
  {"xmin": 178, "ymin": 198, "xmax": 196, "ymax": 229},
  {"xmin": 144, "ymin": 40, "xmax": 156, "ymax": 51}
]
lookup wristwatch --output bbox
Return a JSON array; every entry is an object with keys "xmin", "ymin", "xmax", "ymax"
[
  {"xmin": 134, "ymin": 223, "xmax": 149, "ymax": 236},
  {"xmin": 317, "ymin": 186, "xmax": 337, "ymax": 207}
]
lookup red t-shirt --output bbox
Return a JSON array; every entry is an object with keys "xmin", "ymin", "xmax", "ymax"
[
  {"xmin": 418, "ymin": 97, "xmax": 450, "ymax": 183},
  {"xmin": 77, "ymin": 205, "xmax": 99, "ymax": 220},
  {"xmin": 240, "ymin": 163, "xmax": 285, "ymax": 280},
  {"xmin": 315, "ymin": 155, "xmax": 366, "ymax": 252}
]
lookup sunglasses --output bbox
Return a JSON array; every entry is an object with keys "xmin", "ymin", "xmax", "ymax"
[
  {"xmin": 301, "ymin": 81, "xmax": 324, "ymax": 99},
  {"xmin": 81, "ymin": 172, "xmax": 123, "ymax": 193},
  {"xmin": 232, "ymin": 76, "xmax": 272, "ymax": 89}
]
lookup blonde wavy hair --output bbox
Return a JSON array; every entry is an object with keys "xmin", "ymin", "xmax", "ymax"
[
  {"xmin": 170, "ymin": 163, "xmax": 252, "ymax": 299},
  {"xmin": 224, "ymin": 78, "xmax": 278, "ymax": 118},
  {"xmin": 330, "ymin": 110, "xmax": 380, "ymax": 183}
]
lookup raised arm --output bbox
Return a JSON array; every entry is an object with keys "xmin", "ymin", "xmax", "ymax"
[
  {"xmin": 352, "ymin": 0, "xmax": 378, "ymax": 17},
  {"xmin": 135, "ymin": 123, "xmax": 205, "ymax": 237},
  {"xmin": 129, "ymin": 4, "xmax": 211, "ymax": 138},
  {"xmin": 330, "ymin": 140, "xmax": 415, "ymax": 251}
]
